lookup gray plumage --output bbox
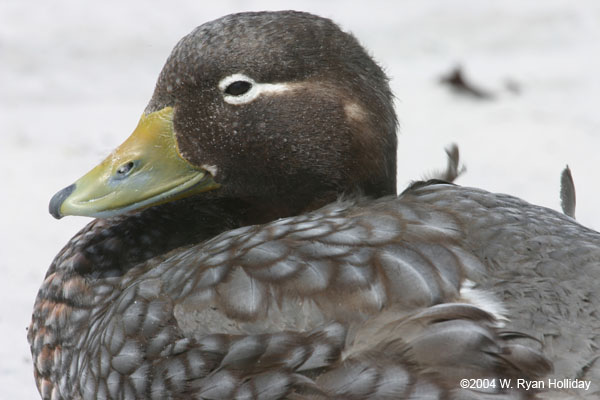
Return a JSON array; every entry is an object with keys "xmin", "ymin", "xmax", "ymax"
[
  {"xmin": 31, "ymin": 184, "xmax": 600, "ymax": 398},
  {"xmin": 560, "ymin": 165, "xmax": 576, "ymax": 218}
]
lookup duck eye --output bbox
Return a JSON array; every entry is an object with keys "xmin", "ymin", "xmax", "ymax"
[{"xmin": 224, "ymin": 80, "xmax": 252, "ymax": 96}]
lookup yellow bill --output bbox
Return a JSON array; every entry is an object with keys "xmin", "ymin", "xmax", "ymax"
[{"xmin": 49, "ymin": 107, "xmax": 219, "ymax": 219}]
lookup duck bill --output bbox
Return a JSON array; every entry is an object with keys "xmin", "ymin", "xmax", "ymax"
[{"xmin": 49, "ymin": 107, "xmax": 220, "ymax": 219}]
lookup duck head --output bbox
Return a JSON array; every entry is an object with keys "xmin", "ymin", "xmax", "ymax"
[{"xmin": 50, "ymin": 11, "xmax": 397, "ymax": 221}]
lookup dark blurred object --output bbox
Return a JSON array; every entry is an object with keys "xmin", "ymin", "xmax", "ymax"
[
  {"xmin": 504, "ymin": 78, "xmax": 522, "ymax": 95},
  {"xmin": 560, "ymin": 165, "xmax": 576, "ymax": 218},
  {"xmin": 440, "ymin": 66, "xmax": 494, "ymax": 100}
]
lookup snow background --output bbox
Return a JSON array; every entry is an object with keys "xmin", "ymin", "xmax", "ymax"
[{"xmin": 1, "ymin": 0, "xmax": 599, "ymax": 397}]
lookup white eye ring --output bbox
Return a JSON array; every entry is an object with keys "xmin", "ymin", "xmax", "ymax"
[{"xmin": 218, "ymin": 73, "xmax": 291, "ymax": 105}]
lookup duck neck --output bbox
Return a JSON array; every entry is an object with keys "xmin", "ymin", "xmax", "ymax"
[
  {"xmin": 53, "ymin": 191, "xmax": 338, "ymax": 279},
  {"xmin": 65, "ymin": 197, "xmax": 259, "ymax": 279}
]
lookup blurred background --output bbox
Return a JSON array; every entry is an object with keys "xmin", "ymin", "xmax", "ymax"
[{"xmin": 1, "ymin": 0, "xmax": 599, "ymax": 397}]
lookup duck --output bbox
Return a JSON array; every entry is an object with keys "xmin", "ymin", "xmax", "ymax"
[{"xmin": 29, "ymin": 10, "xmax": 599, "ymax": 400}]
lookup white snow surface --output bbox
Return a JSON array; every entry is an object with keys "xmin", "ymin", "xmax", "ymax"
[{"xmin": 2, "ymin": 0, "xmax": 599, "ymax": 398}]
